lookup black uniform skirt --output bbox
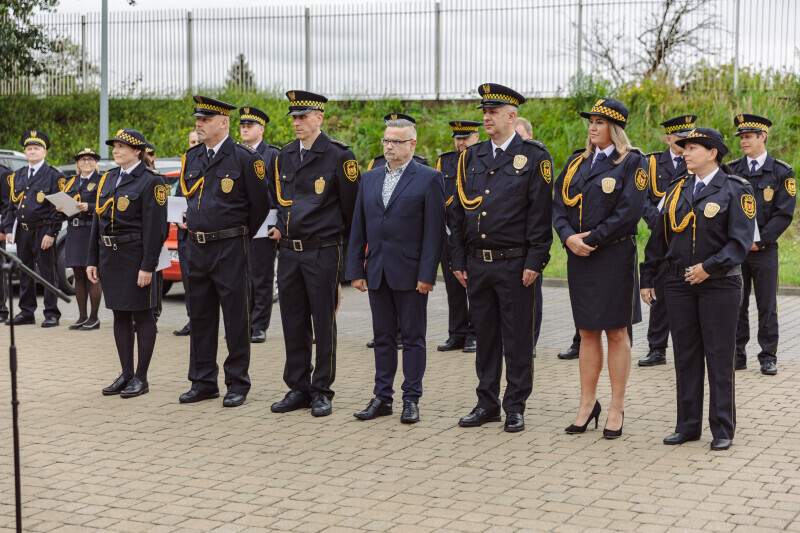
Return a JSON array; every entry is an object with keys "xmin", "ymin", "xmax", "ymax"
[
  {"xmin": 65, "ymin": 220, "xmax": 92, "ymax": 267},
  {"xmin": 567, "ymin": 236, "xmax": 641, "ymax": 330},
  {"xmin": 98, "ymin": 239, "xmax": 158, "ymax": 311}
]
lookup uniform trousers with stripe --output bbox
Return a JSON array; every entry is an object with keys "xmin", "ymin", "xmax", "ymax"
[{"xmin": 736, "ymin": 246, "xmax": 779, "ymax": 366}]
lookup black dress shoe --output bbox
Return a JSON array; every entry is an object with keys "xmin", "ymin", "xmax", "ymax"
[
  {"xmin": 638, "ymin": 350, "xmax": 666, "ymax": 367},
  {"xmin": 271, "ymin": 390, "xmax": 312, "ymax": 412},
  {"xmin": 69, "ymin": 318, "xmax": 88, "ymax": 330},
  {"xmin": 504, "ymin": 412, "xmax": 524, "ymax": 433},
  {"xmin": 120, "ymin": 377, "xmax": 149, "ymax": 398},
  {"xmin": 173, "ymin": 322, "xmax": 191, "ymax": 336},
  {"xmin": 710, "ymin": 438, "xmax": 732, "ymax": 450},
  {"xmin": 602, "ymin": 412, "xmax": 624, "ymax": 439},
  {"xmin": 354, "ymin": 398, "xmax": 393, "ymax": 420},
  {"xmin": 79, "ymin": 319, "xmax": 100, "ymax": 330},
  {"xmin": 663, "ymin": 432, "xmax": 700, "ymax": 445},
  {"xmin": 366, "ymin": 339, "xmax": 375, "ymax": 348},
  {"xmin": 102, "ymin": 375, "xmax": 130, "ymax": 396},
  {"xmin": 223, "ymin": 391, "xmax": 246, "ymax": 407},
  {"xmin": 179, "ymin": 388, "xmax": 220, "ymax": 403},
  {"xmin": 458, "ymin": 407, "xmax": 501, "ymax": 427},
  {"xmin": 462, "ymin": 338, "xmax": 477, "ymax": 353},
  {"xmin": 311, "ymin": 394, "xmax": 332, "ymax": 417},
  {"xmin": 41, "ymin": 317, "xmax": 59, "ymax": 328},
  {"xmin": 7, "ymin": 315, "xmax": 35, "ymax": 326},
  {"xmin": 557, "ymin": 345, "xmax": 580, "ymax": 360},
  {"xmin": 760, "ymin": 361, "xmax": 777, "ymax": 375},
  {"xmin": 250, "ymin": 330, "xmax": 266, "ymax": 343},
  {"xmin": 735, "ymin": 361, "xmax": 747, "ymax": 370},
  {"xmin": 397, "ymin": 336, "xmax": 404, "ymax": 350},
  {"xmin": 437, "ymin": 336, "xmax": 465, "ymax": 351},
  {"xmin": 400, "ymin": 401, "xmax": 419, "ymax": 424}
]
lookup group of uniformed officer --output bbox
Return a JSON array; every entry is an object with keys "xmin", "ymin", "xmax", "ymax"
[{"xmin": 1, "ymin": 85, "xmax": 794, "ymax": 448}]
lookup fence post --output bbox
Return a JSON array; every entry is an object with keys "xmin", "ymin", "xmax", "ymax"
[
  {"xmin": 99, "ymin": 0, "xmax": 109, "ymax": 159},
  {"xmin": 186, "ymin": 11, "xmax": 193, "ymax": 94},
  {"xmin": 733, "ymin": 0, "xmax": 740, "ymax": 92},
  {"xmin": 81, "ymin": 15, "xmax": 87, "ymax": 93},
  {"xmin": 305, "ymin": 7, "xmax": 311, "ymax": 89},
  {"xmin": 435, "ymin": 2, "xmax": 441, "ymax": 100},
  {"xmin": 576, "ymin": 0, "xmax": 583, "ymax": 80}
]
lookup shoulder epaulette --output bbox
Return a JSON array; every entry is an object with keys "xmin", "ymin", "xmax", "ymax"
[
  {"xmin": 572, "ymin": 148, "xmax": 584, "ymax": 155},
  {"xmin": 629, "ymin": 148, "xmax": 645, "ymax": 156},
  {"xmin": 727, "ymin": 174, "xmax": 749, "ymax": 185},
  {"xmin": 774, "ymin": 158, "xmax": 792, "ymax": 170},
  {"xmin": 268, "ymin": 144, "xmax": 281, "ymax": 151},
  {"xmin": 280, "ymin": 140, "xmax": 294, "ymax": 151},
  {"xmin": 438, "ymin": 150, "xmax": 455, "ymax": 158},
  {"xmin": 146, "ymin": 167, "xmax": 163, "ymax": 175},
  {"xmin": 728, "ymin": 158, "xmax": 742, "ymax": 166},
  {"xmin": 236, "ymin": 141, "xmax": 258, "ymax": 153},
  {"xmin": 524, "ymin": 138, "xmax": 547, "ymax": 150},
  {"xmin": 668, "ymin": 175, "xmax": 688, "ymax": 187},
  {"xmin": 646, "ymin": 152, "xmax": 659, "ymax": 158},
  {"xmin": 329, "ymin": 138, "xmax": 350, "ymax": 149}
]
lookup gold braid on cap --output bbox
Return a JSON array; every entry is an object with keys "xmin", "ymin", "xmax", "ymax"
[
  {"xmin": 274, "ymin": 154, "xmax": 292, "ymax": 206},
  {"xmin": 666, "ymin": 178, "xmax": 697, "ymax": 253},
  {"xmin": 95, "ymin": 171, "xmax": 115, "ymax": 232},
  {"xmin": 649, "ymin": 154, "xmax": 664, "ymax": 198},
  {"xmin": 179, "ymin": 153, "xmax": 205, "ymax": 209},
  {"xmin": 9, "ymin": 173, "xmax": 24, "ymax": 203},
  {"xmin": 560, "ymin": 155, "xmax": 585, "ymax": 231},
  {"xmin": 456, "ymin": 149, "xmax": 481, "ymax": 210}
]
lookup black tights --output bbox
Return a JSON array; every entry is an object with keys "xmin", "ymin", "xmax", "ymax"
[
  {"xmin": 113, "ymin": 309, "xmax": 157, "ymax": 381},
  {"xmin": 73, "ymin": 267, "xmax": 102, "ymax": 322}
]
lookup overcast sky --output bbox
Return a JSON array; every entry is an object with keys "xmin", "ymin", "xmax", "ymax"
[{"xmin": 54, "ymin": 0, "xmax": 398, "ymax": 12}]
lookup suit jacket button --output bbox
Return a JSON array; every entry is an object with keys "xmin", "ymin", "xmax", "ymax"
[
  {"xmin": 482, "ymin": 211, "xmax": 487, "ymax": 216},
  {"xmin": 481, "ymin": 234, "xmax": 486, "ymax": 239},
  {"xmin": 485, "ymin": 189, "xmax": 490, "ymax": 194},
  {"xmin": 489, "ymin": 171, "xmax": 494, "ymax": 175}
]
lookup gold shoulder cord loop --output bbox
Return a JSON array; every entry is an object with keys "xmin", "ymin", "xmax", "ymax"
[
  {"xmin": 649, "ymin": 154, "xmax": 664, "ymax": 198},
  {"xmin": 274, "ymin": 154, "xmax": 292, "ymax": 207},
  {"xmin": 666, "ymin": 178, "xmax": 697, "ymax": 253},
  {"xmin": 456, "ymin": 149, "xmax": 482, "ymax": 210},
  {"xmin": 560, "ymin": 155, "xmax": 585, "ymax": 231},
  {"xmin": 95, "ymin": 171, "xmax": 115, "ymax": 232},
  {"xmin": 63, "ymin": 176, "xmax": 76, "ymax": 194},
  {"xmin": 179, "ymin": 153, "xmax": 205, "ymax": 209},
  {"xmin": 9, "ymin": 173, "xmax": 23, "ymax": 203}
]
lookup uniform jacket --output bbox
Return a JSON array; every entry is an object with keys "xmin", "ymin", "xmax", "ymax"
[
  {"xmin": 435, "ymin": 150, "xmax": 460, "ymax": 225},
  {"xmin": 448, "ymin": 133, "xmax": 553, "ymax": 273},
  {"xmin": 729, "ymin": 154, "xmax": 795, "ymax": 247},
  {"xmin": 60, "ymin": 171, "xmax": 101, "ymax": 224},
  {"xmin": 2, "ymin": 161, "xmax": 64, "ymax": 236},
  {"xmin": 346, "ymin": 159, "xmax": 446, "ymax": 290},
  {"xmin": 643, "ymin": 148, "xmax": 687, "ymax": 228},
  {"xmin": 553, "ymin": 148, "xmax": 647, "ymax": 248},
  {"xmin": 641, "ymin": 171, "xmax": 756, "ymax": 287},
  {"xmin": 181, "ymin": 136, "xmax": 269, "ymax": 236}
]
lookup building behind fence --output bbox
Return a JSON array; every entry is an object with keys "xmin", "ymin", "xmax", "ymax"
[{"xmin": 2, "ymin": 0, "xmax": 798, "ymax": 99}]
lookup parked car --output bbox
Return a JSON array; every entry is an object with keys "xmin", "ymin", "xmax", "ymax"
[{"xmin": 0, "ymin": 150, "xmax": 28, "ymax": 171}]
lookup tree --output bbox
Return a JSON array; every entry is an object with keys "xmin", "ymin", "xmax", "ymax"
[
  {"xmin": 225, "ymin": 53, "xmax": 256, "ymax": 91},
  {"xmin": 0, "ymin": 0, "xmax": 60, "ymax": 80}
]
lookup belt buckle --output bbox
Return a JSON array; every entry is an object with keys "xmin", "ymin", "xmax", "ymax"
[
  {"xmin": 72, "ymin": 218, "xmax": 79, "ymax": 227},
  {"xmin": 196, "ymin": 232, "xmax": 206, "ymax": 244},
  {"xmin": 20, "ymin": 223, "xmax": 29, "ymax": 231},
  {"xmin": 102, "ymin": 235, "xmax": 112, "ymax": 247},
  {"xmin": 292, "ymin": 239, "xmax": 303, "ymax": 252},
  {"xmin": 482, "ymin": 250, "xmax": 493, "ymax": 263}
]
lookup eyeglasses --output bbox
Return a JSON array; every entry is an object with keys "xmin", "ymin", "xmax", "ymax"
[
  {"xmin": 380, "ymin": 138, "xmax": 414, "ymax": 147},
  {"xmin": 78, "ymin": 157, "xmax": 96, "ymax": 163}
]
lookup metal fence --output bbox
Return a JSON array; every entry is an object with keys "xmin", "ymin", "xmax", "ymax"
[{"xmin": 2, "ymin": 0, "xmax": 798, "ymax": 99}]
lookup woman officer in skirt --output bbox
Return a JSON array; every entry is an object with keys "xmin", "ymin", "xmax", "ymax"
[
  {"xmin": 87, "ymin": 129, "xmax": 168, "ymax": 398},
  {"xmin": 641, "ymin": 128, "xmax": 755, "ymax": 451},
  {"xmin": 61, "ymin": 148, "xmax": 103, "ymax": 330},
  {"xmin": 553, "ymin": 98, "xmax": 647, "ymax": 439}
]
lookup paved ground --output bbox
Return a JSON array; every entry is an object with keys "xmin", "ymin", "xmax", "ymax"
[{"xmin": 2, "ymin": 280, "xmax": 800, "ymax": 532}]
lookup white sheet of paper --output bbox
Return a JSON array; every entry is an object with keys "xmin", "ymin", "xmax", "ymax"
[
  {"xmin": 156, "ymin": 245, "xmax": 171, "ymax": 272},
  {"xmin": 45, "ymin": 191, "xmax": 81, "ymax": 217},
  {"xmin": 253, "ymin": 209, "xmax": 278, "ymax": 239},
  {"xmin": 167, "ymin": 196, "xmax": 188, "ymax": 223}
]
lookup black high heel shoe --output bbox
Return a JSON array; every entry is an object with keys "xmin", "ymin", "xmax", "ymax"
[
  {"xmin": 565, "ymin": 401, "xmax": 601, "ymax": 434},
  {"xmin": 603, "ymin": 411, "xmax": 624, "ymax": 439}
]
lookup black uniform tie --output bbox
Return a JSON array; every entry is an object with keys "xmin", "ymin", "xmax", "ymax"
[
  {"xmin": 750, "ymin": 160, "xmax": 758, "ymax": 174},
  {"xmin": 300, "ymin": 148, "xmax": 308, "ymax": 161},
  {"xmin": 591, "ymin": 152, "xmax": 607, "ymax": 170},
  {"xmin": 494, "ymin": 147, "xmax": 503, "ymax": 159},
  {"xmin": 693, "ymin": 181, "xmax": 706, "ymax": 200}
]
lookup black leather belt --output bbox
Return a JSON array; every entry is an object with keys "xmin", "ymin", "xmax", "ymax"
[
  {"xmin": 71, "ymin": 218, "xmax": 92, "ymax": 227},
  {"xmin": 668, "ymin": 262, "xmax": 742, "ymax": 280},
  {"xmin": 19, "ymin": 220, "xmax": 48, "ymax": 231},
  {"xmin": 601, "ymin": 235, "xmax": 634, "ymax": 247},
  {"xmin": 280, "ymin": 237, "xmax": 341, "ymax": 251},
  {"xmin": 101, "ymin": 233, "xmax": 141, "ymax": 247},
  {"xmin": 467, "ymin": 246, "xmax": 527, "ymax": 263},
  {"xmin": 189, "ymin": 226, "xmax": 248, "ymax": 243}
]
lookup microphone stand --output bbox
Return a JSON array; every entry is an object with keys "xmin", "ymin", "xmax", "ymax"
[{"xmin": 0, "ymin": 246, "xmax": 71, "ymax": 533}]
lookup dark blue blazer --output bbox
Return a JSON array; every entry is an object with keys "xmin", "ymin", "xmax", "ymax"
[{"xmin": 346, "ymin": 159, "xmax": 446, "ymax": 291}]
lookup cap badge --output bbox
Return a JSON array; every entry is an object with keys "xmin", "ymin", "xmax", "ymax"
[
  {"xmin": 31, "ymin": 131, "xmax": 37, "ymax": 138},
  {"xmin": 288, "ymin": 91, "xmax": 296, "ymax": 102},
  {"xmin": 244, "ymin": 107, "xmax": 250, "ymax": 114},
  {"xmin": 482, "ymin": 84, "xmax": 491, "ymax": 94}
]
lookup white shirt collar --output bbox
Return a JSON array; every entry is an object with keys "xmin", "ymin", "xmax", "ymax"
[
  {"xmin": 491, "ymin": 132, "xmax": 516, "ymax": 155},
  {"xmin": 746, "ymin": 151, "xmax": 768, "ymax": 171},
  {"xmin": 120, "ymin": 160, "xmax": 141, "ymax": 174},
  {"xmin": 205, "ymin": 136, "xmax": 228, "ymax": 156},
  {"xmin": 694, "ymin": 166, "xmax": 720, "ymax": 187},
  {"xmin": 592, "ymin": 144, "xmax": 615, "ymax": 165},
  {"xmin": 28, "ymin": 160, "xmax": 45, "ymax": 174}
]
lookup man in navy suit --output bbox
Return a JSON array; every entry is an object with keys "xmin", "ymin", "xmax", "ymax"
[{"xmin": 347, "ymin": 116, "xmax": 446, "ymax": 424}]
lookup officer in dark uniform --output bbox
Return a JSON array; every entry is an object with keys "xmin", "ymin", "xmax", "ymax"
[
  {"xmin": 3, "ymin": 130, "xmax": 64, "ymax": 327},
  {"xmin": 436, "ymin": 120, "xmax": 480, "ymax": 353},
  {"xmin": 142, "ymin": 141, "xmax": 164, "ymax": 325},
  {"xmin": 642, "ymin": 127, "xmax": 754, "ymax": 451},
  {"xmin": 177, "ymin": 96, "xmax": 270, "ymax": 408},
  {"xmin": 0, "ymin": 162, "xmax": 11, "ymax": 322},
  {"xmin": 87, "ymin": 129, "xmax": 168, "ymax": 398},
  {"xmin": 450, "ymin": 83, "xmax": 553, "ymax": 433},
  {"xmin": 638, "ymin": 114, "xmax": 696, "ymax": 367},
  {"xmin": 239, "ymin": 106, "xmax": 280, "ymax": 344},
  {"xmin": 268, "ymin": 90, "xmax": 360, "ymax": 417},
  {"xmin": 730, "ymin": 114, "xmax": 795, "ymax": 375}
]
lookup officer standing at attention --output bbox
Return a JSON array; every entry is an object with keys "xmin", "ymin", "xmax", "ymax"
[
  {"xmin": 268, "ymin": 90, "xmax": 360, "ymax": 418},
  {"xmin": 641, "ymin": 128, "xmax": 755, "ymax": 451},
  {"xmin": 3, "ymin": 131, "xmax": 64, "ymax": 327},
  {"xmin": 729, "ymin": 114, "xmax": 795, "ymax": 375},
  {"xmin": 450, "ymin": 83, "xmax": 553, "ymax": 433},
  {"xmin": 435, "ymin": 120, "xmax": 481, "ymax": 354},
  {"xmin": 173, "ymin": 130, "xmax": 201, "ymax": 337},
  {"xmin": 638, "ymin": 114, "xmax": 695, "ymax": 367},
  {"xmin": 239, "ymin": 106, "xmax": 281, "ymax": 344},
  {"xmin": 178, "ymin": 96, "xmax": 270, "ymax": 408}
]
